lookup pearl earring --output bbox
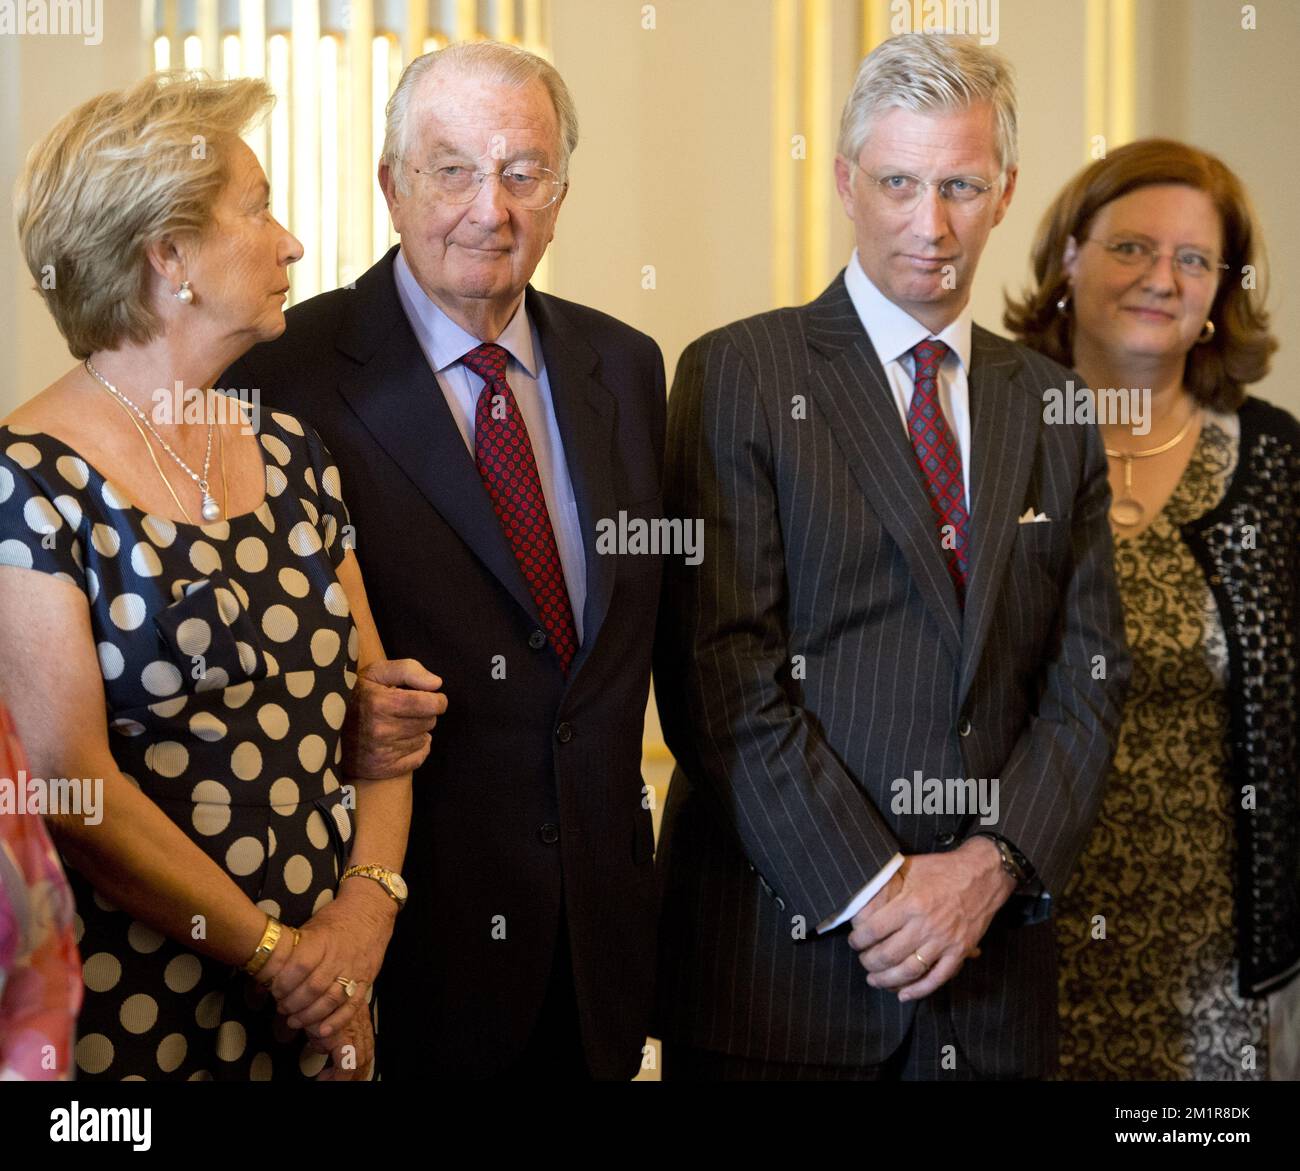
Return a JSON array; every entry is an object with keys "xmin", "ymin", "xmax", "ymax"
[
  {"xmin": 175, "ymin": 281, "xmax": 194, "ymax": 304},
  {"xmin": 1056, "ymin": 290, "xmax": 1071, "ymax": 313}
]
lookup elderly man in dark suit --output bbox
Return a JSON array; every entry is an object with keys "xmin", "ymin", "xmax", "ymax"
[
  {"xmin": 654, "ymin": 33, "xmax": 1130, "ymax": 1080},
  {"xmin": 223, "ymin": 41, "xmax": 665, "ymax": 1080}
]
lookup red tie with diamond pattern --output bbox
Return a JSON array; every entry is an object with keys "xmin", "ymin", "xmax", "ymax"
[
  {"xmin": 907, "ymin": 339, "xmax": 970, "ymax": 606},
  {"xmin": 463, "ymin": 342, "xmax": 578, "ymax": 674}
]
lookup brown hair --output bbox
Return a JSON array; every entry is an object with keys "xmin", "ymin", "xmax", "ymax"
[{"xmin": 1004, "ymin": 138, "xmax": 1276, "ymax": 411}]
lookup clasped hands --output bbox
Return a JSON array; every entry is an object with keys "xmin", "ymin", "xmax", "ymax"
[
  {"xmin": 252, "ymin": 882, "xmax": 396, "ymax": 1080},
  {"xmin": 847, "ymin": 837, "xmax": 1015, "ymax": 1002},
  {"xmin": 254, "ymin": 658, "xmax": 447, "ymax": 1079}
]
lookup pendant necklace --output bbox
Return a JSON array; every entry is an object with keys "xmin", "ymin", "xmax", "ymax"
[
  {"xmin": 1104, "ymin": 404, "xmax": 1200, "ymax": 528},
  {"xmin": 85, "ymin": 358, "xmax": 222, "ymax": 522}
]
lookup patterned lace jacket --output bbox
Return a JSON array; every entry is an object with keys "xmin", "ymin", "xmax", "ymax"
[{"xmin": 1181, "ymin": 395, "xmax": 1300, "ymax": 996}]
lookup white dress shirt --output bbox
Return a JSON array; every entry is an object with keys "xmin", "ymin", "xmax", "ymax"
[
  {"xmin": 392, "ymin": 247, "xmax": 587, "ymax": 642},
  {"xmin": 817, "ymin": 253, "xmax": 977, "ymax": 934},
  {"xmin": 843, "ymin": 249, "xmax": 974, "ymax": 510}
]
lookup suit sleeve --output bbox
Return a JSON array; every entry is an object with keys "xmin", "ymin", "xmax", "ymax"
[
  {"xmin": 654, "ymin": 331, "xmax": 904, "ymax": 926},
  {"xmin": 970, "ymin": 413, "xmax": 1131, "ymax": 899}
]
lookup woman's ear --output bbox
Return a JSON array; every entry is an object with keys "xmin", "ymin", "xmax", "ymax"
[
  {"xmin": 1061, "ymin": 235, "xmax": 1080, "ymax": 280},
  {"xmin": 144, "ymin": 235, "xmax": 188, "ymax": 286}
]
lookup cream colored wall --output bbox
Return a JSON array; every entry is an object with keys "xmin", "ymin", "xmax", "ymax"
[
  {"xmin": 1, "ymin": 8, "xmax": 150, "ymax": 414},
  {"xmin": 5, "ymin": 1, "xmax": 1295, "ymax": 404}
]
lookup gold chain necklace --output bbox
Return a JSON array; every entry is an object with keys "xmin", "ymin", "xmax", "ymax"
[
  {"xmin": 1104, "ymin": 404, "xmax": 1200, "ymax": 527},
  {"xmin": 89, "ymin": 367, "xmax": 229, "ymax": 524}
]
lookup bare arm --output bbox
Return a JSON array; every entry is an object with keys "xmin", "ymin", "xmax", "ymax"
[{"xmin": 0, "ymin": 566, "xmax": 269, "ymax": 968}]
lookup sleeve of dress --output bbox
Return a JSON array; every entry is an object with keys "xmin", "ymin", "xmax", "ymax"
[
  {"xmin": 301, "ymin": 426, "xmax": 354, "ymax": 571},
  {"xmin": 0, "ymin": 443, "xmax": 88, "ymax": 593}
]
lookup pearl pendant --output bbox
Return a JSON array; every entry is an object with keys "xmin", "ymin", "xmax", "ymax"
[{"xmin": 201, "ymin": 494, "xmax": 221, "ymax": 522}]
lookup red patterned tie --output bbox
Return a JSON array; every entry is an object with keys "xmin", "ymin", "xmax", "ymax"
[
  {"xmin": 907, "ymin": 339, "xmax": 970, "ymax": 606},
  {"xmin": 463, "ymin": 342, "xmax": 578, "ymax": 673}
]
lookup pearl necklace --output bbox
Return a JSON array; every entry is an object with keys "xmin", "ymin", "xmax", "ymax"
[{"xmin": 84, "ymin": 359, "xmax": 222, "ymax": 522}]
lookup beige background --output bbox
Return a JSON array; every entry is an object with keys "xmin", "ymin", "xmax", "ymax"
[{"xmin": 4, "ymin": 1, "xmax": 1297, "ymax": 409}]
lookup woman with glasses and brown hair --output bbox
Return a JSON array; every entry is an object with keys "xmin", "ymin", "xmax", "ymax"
[{"xmin": 1006, "ymin": 138, "xmax": 1298, "ymax": 1080}]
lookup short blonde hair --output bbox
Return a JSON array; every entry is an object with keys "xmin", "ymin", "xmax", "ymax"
[
  {"xmin": 14, "ymin": 71, "xmax": 274, "ymax": 359},
  {"xmin": 381, "ymin": 40, "xmax": 579, "ymax": 195},
  {"xmin": 838, "ymin": 33, "xmax": 1018, "ymax": 172}
]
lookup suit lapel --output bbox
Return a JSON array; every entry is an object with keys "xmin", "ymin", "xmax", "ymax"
[
  {"xmin": 957, "ymin": 328, "xmax": 1038, "ymax": 708},
  {"xmin": 804, "ymin": 276, "xmax": 963, "ymax": 662},
  {"xmin": 332, "ymin": 248, "xmax": 540, "ymax": 624},
  {"xmin": 527, "ymin": 288, "xmax": 619, "ymax": 678}
]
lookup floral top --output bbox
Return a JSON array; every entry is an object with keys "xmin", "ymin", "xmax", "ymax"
[{"xmin": 0, "ymin": 700, "xmax": 82, "ymax": 1080}]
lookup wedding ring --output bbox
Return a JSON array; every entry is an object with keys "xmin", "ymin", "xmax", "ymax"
[
  {"xmin": 335, "ymin": 976, "xmax": 358, "ymax": 999},
  {"xmin": 914, "ymin": 951, "xmax": 929, "ymax": 970}
]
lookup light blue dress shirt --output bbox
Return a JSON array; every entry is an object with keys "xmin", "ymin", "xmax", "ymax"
[{"xmin": 392, "ymin": 247, "xmax": 587, "ymax": 643}]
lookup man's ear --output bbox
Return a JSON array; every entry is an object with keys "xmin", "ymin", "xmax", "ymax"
[
  {"xmin": 378, "ymin": 162, "xmax": 402, "ymax": 227},
  {"xmin": 991, "ymin": 166, "xmax": 1017, "ymax": 227},
  {"xmin": 834, "ymin": 156, "xmax": 856, "ymax": 218}
]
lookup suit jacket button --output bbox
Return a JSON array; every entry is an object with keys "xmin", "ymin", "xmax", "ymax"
[
  {"xmin": 539, "ymin": 823, "xmax": 560, "ymax": 845},
  {"xmin": 936, "ymin": 831, "xmax": 957, "ymax": 848},
  {"xmin": 528, "ymin": 629, "xmax": 547, "ymax": 651},
  {"xmin": 555, "ymin": 722, "xmax": 574, "ymax": 743},
  {"xmin": 958, "ymin": 719, "xmax": 972, "ymax": 736}
]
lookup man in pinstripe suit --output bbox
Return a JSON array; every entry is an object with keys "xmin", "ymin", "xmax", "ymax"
[{"xmin": 653, "ymin": 34, "xmax": 1130, "ymax": 1080}]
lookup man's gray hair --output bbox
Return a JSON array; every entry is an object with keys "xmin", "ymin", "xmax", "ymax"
[
  {"xmin": 381, "ymin": 40, "xmax": 579, "ymax": 194},
  {"xmin": 837, "ymin": 33, "xmax": 1018, "ymax": 172}
]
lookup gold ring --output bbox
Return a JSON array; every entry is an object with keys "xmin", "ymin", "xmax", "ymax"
[
  {"xmin": 335, "ymin": 976, "xmax": 358, "ymax": 998},
  {"xmin": 914, "ymin": 951, "xmax": 929, "ymax": 969}
]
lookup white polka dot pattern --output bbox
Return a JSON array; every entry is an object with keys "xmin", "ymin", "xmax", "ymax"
[{"xmin": 0, "ymin": 416, "xmax": 360, "ymax": 1080}]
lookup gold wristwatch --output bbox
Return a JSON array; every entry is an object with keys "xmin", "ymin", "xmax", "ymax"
[{"xmin": 341, "ymin": 864, "xmax": 408, "ymax": 909}]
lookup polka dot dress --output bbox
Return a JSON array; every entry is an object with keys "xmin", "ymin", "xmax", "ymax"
[{"xmin": 0, "ymin": 411, "xmax": 360, "ymax": 1080}]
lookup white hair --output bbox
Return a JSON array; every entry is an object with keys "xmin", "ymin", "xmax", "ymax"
[
  {"xmin": 381, "ymin": 40, "xmax": 579, "ymax": 195},
  {"xmin": 837, "ymin": 33, "xmax": 1018, "ymax": 172}
]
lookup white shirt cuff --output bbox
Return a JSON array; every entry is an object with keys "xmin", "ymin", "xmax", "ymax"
[{"xmin": 815, "ymin": 853, "xmax": 905, "ymax": 933}]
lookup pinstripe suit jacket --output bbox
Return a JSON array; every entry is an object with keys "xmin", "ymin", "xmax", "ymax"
[{"xmin": 653, "ymin": 273, "xmax": 1130, "ymax": 1077}]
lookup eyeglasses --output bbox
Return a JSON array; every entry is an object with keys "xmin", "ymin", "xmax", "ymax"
[
  {"xmin": 409, "ymin": 161, "xmax": 565, "ymax": 210},
  {"xmin": 853, "ymin": 164, "xmax": 998, "ymax": 212},
  {"xmin": 1083, "ymin": 237, "xmax": 1229, "ymax": 280}
]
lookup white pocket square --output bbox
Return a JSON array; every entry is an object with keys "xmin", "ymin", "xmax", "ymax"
[{"xmin": 1018, "ymin": 507, "xmax": 1051, "ymax": 524}]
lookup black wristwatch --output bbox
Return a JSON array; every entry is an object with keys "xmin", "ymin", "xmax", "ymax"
[{"xmin": 974, "ymin": 833, "xmax": 1035, "ymax": 888}]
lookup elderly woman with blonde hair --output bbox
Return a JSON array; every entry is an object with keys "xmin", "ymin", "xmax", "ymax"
[
  {"xmin": 1006, "ymin": 138, "xmax": 1299, "ymax": 1080},
  {"xmin": 0, "ymin": 73, "xmax": 443, "ymax": 1079}
]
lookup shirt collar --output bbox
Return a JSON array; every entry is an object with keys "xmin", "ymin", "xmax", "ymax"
[
  {"xmin": 393, "ymin": 247, "xmax": 540, "ymax": 379},
  {"xmin": 843, "ymin": 249, "xmax": 973, "ymax": 372}
]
